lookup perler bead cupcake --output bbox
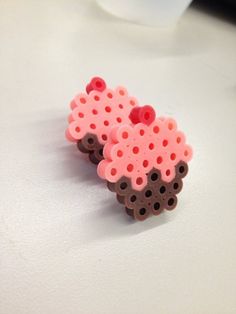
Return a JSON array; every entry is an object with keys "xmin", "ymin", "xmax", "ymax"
[
  {"xmin": 66, "ymin": 77, "xmax": 138, "ymax": 164},
  {"xmin": 97, "ymin": 105, "xmax": 193, "ymax": 221}
]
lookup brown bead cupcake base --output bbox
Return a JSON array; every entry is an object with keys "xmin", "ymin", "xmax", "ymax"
[
  {"xmin": 107, "ymin": 161, "xmax": 188, "ymax": 221},
  {"xmin": 77, "ymin": 133, "xmax": 104, "ymax": 165}
]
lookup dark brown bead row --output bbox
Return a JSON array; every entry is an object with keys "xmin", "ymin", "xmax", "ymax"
[
  {"xmin": 77, "ymin": 133, "xmax": 104, "ymax": 165},
  {"xmin": 107, "ymin": 161, "xmax": 188, "ymax": 221}
]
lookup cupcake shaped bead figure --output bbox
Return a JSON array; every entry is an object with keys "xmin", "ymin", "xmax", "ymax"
[{"xmin": 98, "ymin": 105, "xmax": 193, "ymax": 220}]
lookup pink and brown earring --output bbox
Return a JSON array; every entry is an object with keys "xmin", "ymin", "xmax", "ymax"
[
  {"xmin": 66, "ymin": 77, "xmax": 193, "ymax": 220},
  {"xmin": 97, "ymin": 105, "xmax": 193, "ymax": 220}
]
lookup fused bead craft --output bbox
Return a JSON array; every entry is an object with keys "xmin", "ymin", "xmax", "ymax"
[
  {"xmin": 98, "ymin": 105, "xmax": 193, "ymax": 220},
  {"xmin": 65, "ymin": 78, "xmax": 193, "ymax": 221},
  {"xmin": 66, "ymin": 77, "xmax": 139, "ymax": 164}
]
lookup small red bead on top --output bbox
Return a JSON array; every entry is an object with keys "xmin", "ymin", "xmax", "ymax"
[
  {"xmin": 129, "ymin": 107, "xmax": 141, "ymax": 124},
  {"xmin": 86, "ymin": 77, "xmax": 106, "ymax": 94},
  {"xmin": 129, "ymin": 105, "xmax": 156, "ymax": 126}
]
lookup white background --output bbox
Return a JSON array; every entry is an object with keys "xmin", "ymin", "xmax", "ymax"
[{"xmin": 0, "ymin": 1, "xmax": 236, "ymax": 313}]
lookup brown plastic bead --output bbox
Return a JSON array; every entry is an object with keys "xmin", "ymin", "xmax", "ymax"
[
  {"xmin": 77, "ymin": 133, "xmax": 104, "ymax": 165},
  {"xmin": 147, "ymin": 168, "xmax": 161, "ymax": 186},
  {"xmin": 114, "ymin": 177, "xmax": 132, "ymax": 196},
  {"xmin": 132, "ymin": 206, "xmax": 150, "ymax": 221},
  {"xmin": 175, "ymin": 161, "xmax": 188, "ymax": 179},
  {"xmin": 151, "ymin": 199, "xmax": 165, "ymax": 216},
  {"xmin": 77, "ymin": 140, "xmax": 89, "ymax": 153},
  {"xmin": 89, "ymin": 152, "xmax": 100, "ymax": 165},
  {"xmin": 164, "ymin": 194, "xmax": 178, "ymax": 211},
  {"xmin": 107, "ymin": 181, "xmax": 116, "ymax": 192},
  {"xmin": 81, "ymin": 133, "xmax": 98, "ymax": 150},
  {"xmin": 125, "ymin": 192, "xmax": 141, "ymax": 209},
  {"xmin": 125, "ymin": 207, "xmax": 135, "ymax": 217},
  {"xmin": 117, "ymin": 194, "xmax": 125, "ymax": 204},
  {"xmin": 168, "ymin": 178, "xmax": 183, "ymax": 195}
]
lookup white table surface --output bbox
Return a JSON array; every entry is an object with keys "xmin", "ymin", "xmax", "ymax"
[{"xmin": 1, "ymin": 1, "xmax": 236, "ymax": 313}]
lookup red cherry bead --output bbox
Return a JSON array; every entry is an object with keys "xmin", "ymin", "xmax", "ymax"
[
  {"xmin": 129, "ymin": 105, "xmax": 156, "ymax": 126},
  {"xmin": 86, "ymin": 77, "xmax": 106, "ymax": 94},
  {"xmin": 90, "ymin": 77, "xmax": 106, "ymax": 92},
  {"xmin": 129, "ymin": 107, "xmax": 141, "ymax": 124},
  {"xmin": 86, "ymin": 83, "xmax": 92, "ymax": 94},
  {"xmin": 139, "ymin": 105, "xmax": 156, "ymax": 126}
]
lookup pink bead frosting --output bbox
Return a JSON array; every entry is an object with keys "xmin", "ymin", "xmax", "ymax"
[
  {"xmin": 97, "ymin": 117, "xmax": 193, "ymax": 191},
  {"xmin": 65, "ymin": 85, "xmax": 139, "ymax": 146}
]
